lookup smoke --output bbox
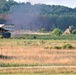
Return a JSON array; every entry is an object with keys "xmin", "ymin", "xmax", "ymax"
[{"xmin": 6, "ymin": 4, "xmax": 45, "ymax": 31}]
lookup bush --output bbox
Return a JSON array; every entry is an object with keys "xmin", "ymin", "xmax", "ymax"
[
  {"xmin": 51, "ymin": 28, "xmax": 62, "ymax": 36},
  {"xmin": 40, "ymin": 40, "xmax": 45, "ymax": 44},
  {"xmin": 62, "ymin": 44, "xmax": 74, "ymax": 49},
  {"xmin": 54, "ymin": 46, "xmax": 61, "ymax": 49},
  {"xmin": 72, "ymin": 29, "xmax": 76, "ymax": 34},
  {"xmin": 44, "ymin": 46, "xmax": 49, "ymax": 49},
  {"xmin": 38, "ymin": 28, "xmax": 46, "ymax": 32},
  {"xmin": 33, "ymin": 36, "xmax": 36, "ymax": 39}
]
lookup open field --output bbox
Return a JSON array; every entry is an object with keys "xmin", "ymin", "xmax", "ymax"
[
  {"xmin": 12, "ymin": 34, "xmax": 76, "ymax": 40},
  {"xmin": 0, "ymin": 36, "xmax": 76, "ymax": 74},
  {"xmin": 0, "ymin": 67, "xmax": 76, "ymax": 74},
  {"xmin": 0, "ymin": 39, "xmax": 76, "ymax": 66},
  {"xmin": 0, "ymin": 74, "xmax": 76, "ymax": 75}
]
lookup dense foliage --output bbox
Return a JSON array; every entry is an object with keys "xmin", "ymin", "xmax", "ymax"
[
  {"xmin": 62, "ymin": 44, "xmax": 74, "ymax": 49},
  {"xmin": 0, "ymin": 1, "xmax": 17, "ymax": 23},
  {"xmin": 11, "ymin": 2, "xmax": 76, "ymax": 31},
  {"xmin": 0, "ymin": 1, "xmax": 17, "ymax": 13},
  {"xmin": 72, "ymin": 29, "xmax": 76, "ymax": 34},
  {"xmin": 23, "ymin": 3, "xmax": 76, "ymax": 16},
  {"xmin": 51, "ymin": 28, "xmax": 62, "ymax": 36},
  {"xmin": 0, "ymin": 1, "xmax": 76, "ymax": 31}
]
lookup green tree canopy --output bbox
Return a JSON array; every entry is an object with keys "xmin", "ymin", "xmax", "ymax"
[
  {"xmin": 51, "ymin": 28, "xmax": 62, "ymax": 36},
  {"xmin": 72, "ymin": 29, "xmax": 76, "ymax": 34}
]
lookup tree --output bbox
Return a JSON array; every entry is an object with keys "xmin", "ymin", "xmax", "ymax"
[
  {"xmin": 72, "ymin": 29, "xmax": 76, "ymax": 34},
  {"xmin": 51, "ymin": 28, "xmax": 62, "ymax": 36}
]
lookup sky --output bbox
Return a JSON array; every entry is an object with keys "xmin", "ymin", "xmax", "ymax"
[{"xmin": 14, "ymin": 0, "xmax": 76, "ymax": 8}]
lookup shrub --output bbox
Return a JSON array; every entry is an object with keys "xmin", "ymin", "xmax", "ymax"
[
  {"xmin": 62, "ymin": 44, "xmax": 74, "ymax": 49},
  {"xmin": 40, "ymin": 40, "xmax": 45, "ymax": 44},
  {"xmin": 33, "ymin": 36, "xmax": 36, "ymax": 39},
  {"xmin": 44, "ymin": 46, "xmax": 49, "ymax": 49},
  {"xmin": 54, "ymin": 46, "xmax": 61, "ymax": 49},
  {"xmin": 51, "ymin": 28, "xmax": 62, "ymax": 36},
  {"xmin": 72, "ymin": 29, "xmax": 76, "ymax": 34},
  {"xmin": 38, "ymin": 28, "xmax": 46, "ymax": 32}
]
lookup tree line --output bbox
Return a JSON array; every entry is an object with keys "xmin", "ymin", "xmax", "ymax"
[
  {"xmin": 0, "ymin": 1, "xmax": 76, "ymax": 31},
  {"xmin": 0, "ymin": 0, "xmax": 17, "ymax": 23}
]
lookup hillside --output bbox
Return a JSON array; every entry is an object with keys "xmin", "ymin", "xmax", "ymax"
[{"xmin": 0, "ymin": 1, "xmax": 76, "ymax": 31}]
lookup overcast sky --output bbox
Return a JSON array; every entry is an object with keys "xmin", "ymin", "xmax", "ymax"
[{"xmin": 14, "ymin": 0, "xmax": 76, "ymax": 8}]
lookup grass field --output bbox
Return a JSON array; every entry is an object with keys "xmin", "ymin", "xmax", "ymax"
[
  {"xmin": 0, "ymin": 34, "xmax": 76, "ymax": 74},
  {"xmin": 0, "ymin": 39, "xmax": 76, "ymax": 66},
  {"xmin": 12, "ymin": 34, "xmax": 76, "ymax": 40},
  {"xmin": 0, "ymin": 67, "xmax": 76, "ymax": 74},
  {"xmin": 0, "ymin": 74, "xmax": 76, "ymax": 75}
]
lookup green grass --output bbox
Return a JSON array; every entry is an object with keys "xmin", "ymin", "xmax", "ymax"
[
  {"xmin": 0, "ymin": 34, "xmax": 76, "ymax": 74},
  {"xmin": 1, "ymin": 63, "xmax": 74, "ymax": 67},
  {"xmin": 0, "ymin": 63, "xmax": 47, "ymax": 67},
  {"xmin": 11, "ymin": 34, "xmax": 76, "ymax": 40},
  {"xmin": 0, "ymin": 38, "xmax": 76, "ymax": 46}
]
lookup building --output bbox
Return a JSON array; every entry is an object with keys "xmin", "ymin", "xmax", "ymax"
[
  {"xmin": 0, "ymin": 24, "xmax": 14, "ymax": 38},
  {"xmin": 0, "ymin": 24, "xmax": 7, "ymax": 32}
]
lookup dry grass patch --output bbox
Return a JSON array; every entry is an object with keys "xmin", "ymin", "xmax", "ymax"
[
  {"xmin": 0, "ymin": 67, "xmax": 76, "ymax": 74},
  {"xmin": 0, "ymin": 39, "xmax": 76, "ymax": 66},
  {"xmin": 0, "ymin": 46, "xmax": 76, "ymax": 66}
]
